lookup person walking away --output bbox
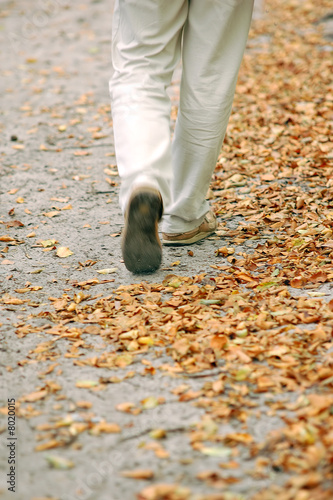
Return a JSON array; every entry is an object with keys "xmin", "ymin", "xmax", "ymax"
[{"xmin": 110, "ymin": 0, "xmax": 254, "ymax": 273}]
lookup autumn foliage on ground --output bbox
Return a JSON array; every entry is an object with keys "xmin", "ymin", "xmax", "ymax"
[{"xmin": 1, "ymin": 1, "xmax": 333, "ymax": 499}]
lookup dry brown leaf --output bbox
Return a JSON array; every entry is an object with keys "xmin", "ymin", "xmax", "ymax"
[
  {"xmin": 138, "ymin": 484, "xmax": 190, "ymax": 500},
  {"xmin": 22, "ymin": 390, "xmax": 48, "ymax": 402},
  {"xmin": 90, "ymin": 422, "xmax": 121, "ymax": 435}
]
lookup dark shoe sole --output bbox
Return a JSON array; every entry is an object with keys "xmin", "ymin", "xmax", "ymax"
[{"xmin": 122, "ymin": 189, "xmax": 163, "ymax": 274}]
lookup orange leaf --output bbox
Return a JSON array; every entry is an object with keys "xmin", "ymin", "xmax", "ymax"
[
  {"xmin": 0, "ymin": 235, "xmax": 15, "ymax": 242},
  {"xmin": 179, "ymin": 390, "xmax": 202, "ymax": 402},
  {"xmin": 225, "ymin": 433, "xmax": 253, "ymax": 444},
  {"xmin": 35, "ymin": 440, "xmax": 62, "ymax": 452},
  {"xmin": 2, "ymin": 296, "xmax": 24, "ymax": 305},
  {"xmin": 290, "ymin": 277, "xmax": 307, "ymax": 288},
  {"xmin": 210, "ymin": 335, "xmax": 227, "ymax": 351},
  {"xmin": 90, "ymin": 422, "xmax": 121, "ymax": 435},
  {"xmin": 138, "ymin": 484, "xmax": 190, "ymax": 500},
  {"xmin": 309, "ymin": 271, "xmax": 328, "ymax": 283},
  {"xmin": 116, "ymin": 402, "xmax": 135, "ymax": 413},
  {"xmin": 22, "ymin": 389, "xmax": 48, "ymax": 402},
  {"xmin": 287, "ymin": 472, "xmax": 321, "ymax": 489},
  {"xmin": 74, "ymin": 150, "xmax": 91, "ymax": 156}
]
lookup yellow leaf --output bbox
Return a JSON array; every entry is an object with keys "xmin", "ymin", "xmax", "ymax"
[
  {"xmin": 40, "ymin": 239, "xmax": 57, "ymax": 248},
  {"xmin": 149, "ymin": 429, "xmax": 166, "ymax": 439},
  {"xmin": 114, "ymin": 353, "xmax": 133, "ymax": 368},
  {"xmin": 137, "ymin": 336, "xmax": 154, "ymax": 346},
  {"xmin": 56, "ymin": 247, "xmax": 73, "ymax": 258},
  {"xmin": 45, "ymin": 455, "xmax": 74, "ymax": 469},
  {"xmin": 96, "ymin": 268, "xmax": 118, "ymax": 274},
  {"xmin": 141, "ymin": 396, "xmax": 159, "ymax": 410},
  {"xmin": 43, "ymin": 211, "xmax": 60, "ymax": 218},
  {"xmin": 201, "ymin": 446, "xmax": 232, "ymax": 458},
  {"xmin": 75, "ymin": 380, "xmax": 98, "ymax": 388},
  {"xmin": 116, "ymin": 402, "xmax": 135, "ymax": 413}
]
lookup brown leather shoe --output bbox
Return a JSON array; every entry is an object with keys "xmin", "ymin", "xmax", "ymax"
[
  {"xmin": 162, "ymin": 211, "xmax": 217, "ymax": 246},
  {"xmin": 122, "ymin": 187, "xmax": 163, "ymax": 274}
]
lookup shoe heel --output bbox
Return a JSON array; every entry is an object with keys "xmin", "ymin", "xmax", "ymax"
[{"xmin": 122, "ymin": 189, "xmax": 163, "ymax": 274}]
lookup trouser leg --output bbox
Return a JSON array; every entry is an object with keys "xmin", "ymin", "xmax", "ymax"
[
  {"xmin": 162, "ymin": 0, "xmax": 254, "ymax": 233},
  {"xmin": 109, "ymin": 0, "xmax": 187, "ymax": 213}
]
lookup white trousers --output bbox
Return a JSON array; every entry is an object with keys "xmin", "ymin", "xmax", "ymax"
[{"xmin": 110, "ymin": 0, "xmax": 254, "ymax": 233}]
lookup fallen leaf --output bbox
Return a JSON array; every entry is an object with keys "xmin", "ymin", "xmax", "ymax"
[
  {"xmin": 96, "ymin": 268, "xmax": 118, "ymax": 274},
  {"xmin": 90, "ymin": 422, "xmax": 121, "ymax": 435},
  {"xmin": 22, "ymin": 390, "xmax": 48, "ymax": 402},
  {"xmin": 40, "ymin": 239, "xmax": 57, "ymax": 248},
  {"xmin": 115, "ymin": 402, "xmax": 135, "ymax": 413},
  {"xmin": 43, "ymin": 211, "xmax": 60, "ymax": 218},
  {"xmin": 75, "ymin": 380, "xmax": 98, "ymax": 389},
  {"xmin": 2, "ymin": 295, "xmax": 24, "ymax": 304},
  {"xmin": 120, "ymin": 469, "xmax": 154, "ymax": 479},
  {"xmin": 5, "ymin": 220, "xmax": 24, "ymax": 228},
  {"xmin": 149, "ymin": 429, "xmax": 166, "ymax": 440},
  {"xmin": 141, "ymin": 396, "xmax": 161, "ymax": 410},
  {"xmin": 0, "ymin": 235, "xmax": 15, "ymax": 242},
  {"xmin": 56, "ymin": 247, "xmax": 73, "ymax": 258},
  {"xmin": 45, "ymin": 455, "xmax": 74, "ymax": 470},
  {"xmin": 200, "ymin": 447, "xmax": 232, "ymax": 458},
  {"xmin": 35, "ymin": 440, "xmax": 62, "ymax": 452},
  {"xmin": 210, "ymin": 335, "xmax": 227, "ymax": 350},
  {"xmin": 137, "ymin": 484, "xmax": 190, "ymax": 500}
]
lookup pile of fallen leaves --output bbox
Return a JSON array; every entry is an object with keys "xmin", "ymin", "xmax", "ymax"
[
  {"xmin": 10, "ymin": 271, "xmax": 333, "ymax": 493},
  {"xmin": 1, "ymin": 0, "xmax": 333, "ymax": 499}
]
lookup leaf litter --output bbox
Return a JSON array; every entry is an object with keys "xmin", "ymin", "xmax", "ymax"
[{"xmin": 1, "ymin": 1, "xmax": 333, "ymax": 499}]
